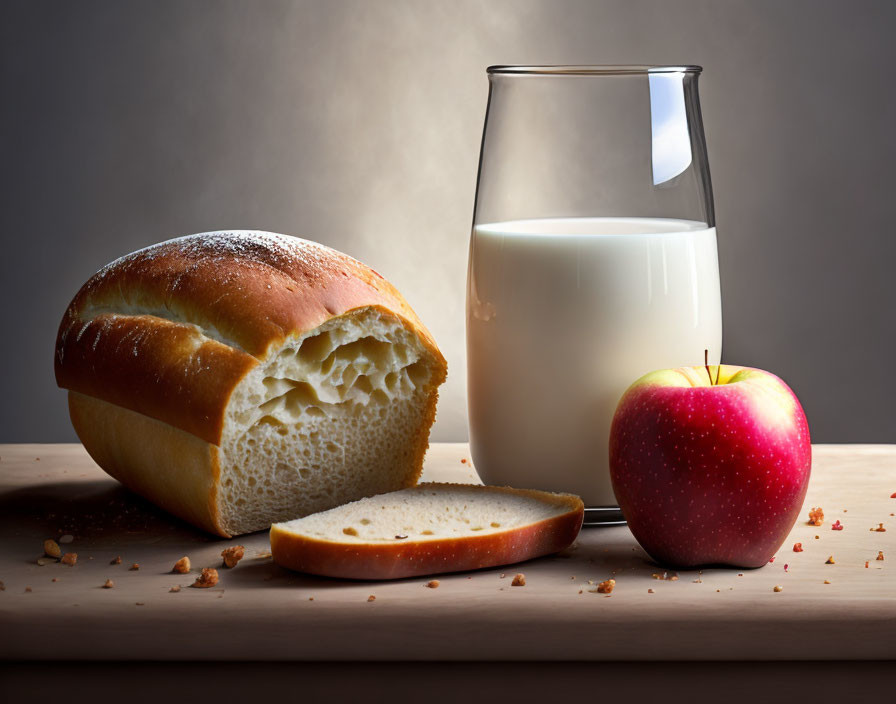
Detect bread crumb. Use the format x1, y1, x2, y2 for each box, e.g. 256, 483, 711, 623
500, 573, 506, 579
652, 571, 679, 581
367, 595, 376, 602
0, 581, 4, 591
221, 545, 245, 568
43, 539, 61, 558
308, 597, 314, 601
824, 580, 831, 584
135, 602, 144, 606
793, 543, 803, 552
578, 589, 583, 594
511, 573, 526, 587
877, 551, 885, 561
254, 551, 273, 559
172, 556, 191, 574
110, 556, 121, 565
51, 578, 58, 582
169, 585, 181, 593
831, 520, 843, 531
129, 563, 139, 571
648, 588, 655, 593
59, 534, 74, 544
808, 507, 824, 526
815, 535, 820, 539
871, 523, 886, 532
102, 579, 114, 589
596, 579, 615, 594
191, 568, 218, 588
60, 553, 77, 566
426, 580, 440, 589
25, 586, 32, 592
773, 585, 783, 592
825, 556, 835, 564
865, 561, 869, 568
460, 458, 468, 464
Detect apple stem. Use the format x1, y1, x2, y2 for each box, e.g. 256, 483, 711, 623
704, 349, 714, 386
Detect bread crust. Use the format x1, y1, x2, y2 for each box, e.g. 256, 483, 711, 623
55, 231, 445, 445
269, 486, 584, 580
68, 391, 226, 536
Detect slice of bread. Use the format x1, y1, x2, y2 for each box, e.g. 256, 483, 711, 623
270, 483, 584, 579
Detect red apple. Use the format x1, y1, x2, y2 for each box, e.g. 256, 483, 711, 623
609, 363, 811, 568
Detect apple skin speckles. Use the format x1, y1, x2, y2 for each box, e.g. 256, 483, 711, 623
609, 365, 811, 569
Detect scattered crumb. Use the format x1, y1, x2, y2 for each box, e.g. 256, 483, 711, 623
648, 588, 655, 594
169, 585, 181, 593
172, 556, 191, 574
865, 561, 869, 568
135, 602, 145, 606
570, 576, 576, 580
59, 535, 74, 544
110, 556, 121, 565
652, 572, 679, 581
511, 573, 526, 587
693, 579, 703, 583
367, 595, 376, 602
51, 578, 58, 583
254, 551, 273, 560
426, 580, 440, 589
60, 553, 77, 566
500, 573, 506, 579
460, 458, 467, 464
815, 535, 820, 539
831, 520, 844, 531
824, 580, 831, 584
191, 568, 219, 588
578, 589, 583, 594
737, 573, 744, 577
129, 563, 139, 571
596, 579, 615, 594
25, 586, 32, 593
308, 597, 314, 601
0, 581, 4, 591
843, 509, 848, 513
773, 585, 783, 592
871, 523, 886, 532
221, 545, 245, 568
793, 543, 803, 552
825, 556, 836, 564
43, 539, 61, 559
808, 507, 824, 526
102, 579, 114, 589
877, 551, 884, 561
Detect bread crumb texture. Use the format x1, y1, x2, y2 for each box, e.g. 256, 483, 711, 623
221, 545, 245, 568
191, 568, 219, 588
172, 556, 191, 574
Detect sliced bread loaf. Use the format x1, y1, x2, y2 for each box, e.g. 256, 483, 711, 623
270, 483, 584, 579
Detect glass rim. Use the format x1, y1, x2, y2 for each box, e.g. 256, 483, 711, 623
487, 64, 702, 76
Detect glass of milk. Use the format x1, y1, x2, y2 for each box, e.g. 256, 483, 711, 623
467, 66, 721, 525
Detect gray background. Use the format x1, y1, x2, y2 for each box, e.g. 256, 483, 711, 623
2, 0, 894, 443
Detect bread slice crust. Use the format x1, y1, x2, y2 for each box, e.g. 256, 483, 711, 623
270, 484, 584, 580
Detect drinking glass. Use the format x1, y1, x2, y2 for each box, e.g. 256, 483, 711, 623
466, 65, 721, 524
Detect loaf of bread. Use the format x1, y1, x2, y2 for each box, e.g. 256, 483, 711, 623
55, 231, 447, 537
270, 483, 584, 579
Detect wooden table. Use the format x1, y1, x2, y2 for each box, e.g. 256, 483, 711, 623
1, 442, 894, 666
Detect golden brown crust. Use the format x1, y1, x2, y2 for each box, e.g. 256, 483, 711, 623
269, 489, 584, 580
55, 231, 445, 445
69, 391, 227, 536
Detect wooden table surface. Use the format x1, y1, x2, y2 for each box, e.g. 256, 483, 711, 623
1, 443, 894, 661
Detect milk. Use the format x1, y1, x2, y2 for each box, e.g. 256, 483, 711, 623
467, 217, 722, 506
